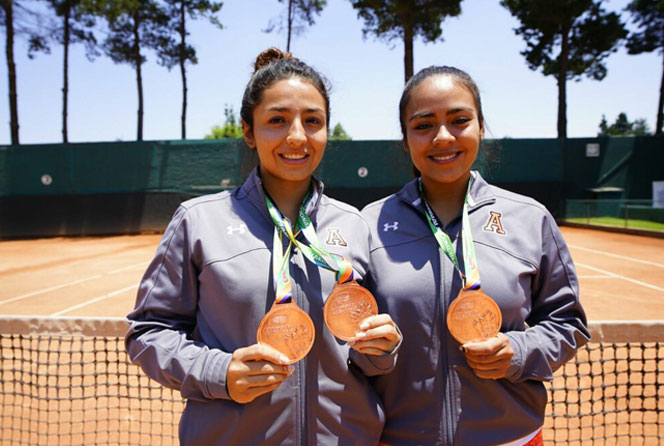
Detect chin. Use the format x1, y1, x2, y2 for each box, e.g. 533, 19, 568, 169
280, 171, 315, 183
422, 169, 467, 184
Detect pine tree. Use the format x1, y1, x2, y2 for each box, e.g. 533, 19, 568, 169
501, 0, 626, 138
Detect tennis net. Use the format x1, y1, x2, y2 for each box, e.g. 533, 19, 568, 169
1, 317, 662, 446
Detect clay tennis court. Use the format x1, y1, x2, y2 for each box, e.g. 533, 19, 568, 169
1, 226, 662, 321
0, 225, 662, 446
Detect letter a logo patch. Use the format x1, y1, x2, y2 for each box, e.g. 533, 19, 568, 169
483, 211, 506, 235
325, 228, 348, 247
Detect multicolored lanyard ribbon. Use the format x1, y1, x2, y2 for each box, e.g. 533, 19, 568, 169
418, 177, 481, 290
265, 188, 354, 304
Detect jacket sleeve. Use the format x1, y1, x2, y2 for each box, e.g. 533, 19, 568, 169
348, 324, 401, 376
125, 205, 233, 402
504, 213, 590, 383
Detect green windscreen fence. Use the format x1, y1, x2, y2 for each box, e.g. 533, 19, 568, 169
0, 138, 567, 196
562, 136, 664, 200
0, 139, 246, 197
1, 136, 662, 237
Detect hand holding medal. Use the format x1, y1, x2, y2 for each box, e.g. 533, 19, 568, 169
290, 202, 400, 354
325, 276, 401, 356
256, 195, 317, 364
419, 178, 502, 345
259, 191, 400, 361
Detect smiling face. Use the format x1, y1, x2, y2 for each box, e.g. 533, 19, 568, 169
403, 74, 484, 194
243, 77, 327, 192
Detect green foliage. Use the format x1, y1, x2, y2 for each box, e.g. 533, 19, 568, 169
264, 0, 326, 51
97, 0, 172, 68
205, 105, 243, 139
0, 0, 51, 58
330, 122, 351, 140
500, 0, 626, 81
501, 0, 626, 138
349, 0, 462, 80
349, 0, 461, 44
598, 113, 651, 136
40, 0, 98, 59
625, 0, 664, 134
158, 0, 223, 70
625, 0, 664, 55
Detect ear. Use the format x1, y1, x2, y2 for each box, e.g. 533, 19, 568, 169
479, 122, 485, 141
403, 140, 410, 152
241, 120, 255, 149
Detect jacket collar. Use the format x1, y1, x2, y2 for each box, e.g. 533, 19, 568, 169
235, 167, 325, 223
396, 170, 496, 216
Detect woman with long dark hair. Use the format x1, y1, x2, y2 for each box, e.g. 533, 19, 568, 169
126, 48, 401, 446
363, 66, 589, 446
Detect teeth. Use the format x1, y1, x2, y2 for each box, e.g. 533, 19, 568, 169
282, 153, 307, 160
431, 153, 457, 161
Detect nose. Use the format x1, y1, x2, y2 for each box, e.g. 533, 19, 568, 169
286, 119, 306, 148
433, 124, 454, 146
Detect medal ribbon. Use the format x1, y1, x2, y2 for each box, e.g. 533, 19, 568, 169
418, 177, 481, 290
265, 189, 354, 304
272, 227, 294, 303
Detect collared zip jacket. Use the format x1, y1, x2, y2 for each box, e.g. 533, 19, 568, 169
126, 169, 396, 446
362, 171, 589, 446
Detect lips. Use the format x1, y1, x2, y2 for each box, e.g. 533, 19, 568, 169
429, 152, 460, 163
279, 152, 310, 164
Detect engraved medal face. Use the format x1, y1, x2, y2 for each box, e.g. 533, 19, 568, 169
257, 303, 315, 364
446, 289, 502, 344
324, 281, 378, 341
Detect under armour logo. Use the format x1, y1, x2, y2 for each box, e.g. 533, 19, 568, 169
325, 228, 348, 246
227, 223, 247, 235
483, 211, 506, 235
383, 221, 399, 232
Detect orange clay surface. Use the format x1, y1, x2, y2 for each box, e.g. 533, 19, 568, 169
0, 226, 663, 320
1, 227, 662, 446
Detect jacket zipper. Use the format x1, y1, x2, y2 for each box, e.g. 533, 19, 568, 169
291, 245, 306, 446
441, 231, 457, 446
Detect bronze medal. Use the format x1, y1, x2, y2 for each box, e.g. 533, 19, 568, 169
324, 281, 379, 341
446, 288, 502, 344
257, 302, 315, 364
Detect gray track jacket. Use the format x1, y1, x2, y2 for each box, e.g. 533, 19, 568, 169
362, 172, 589, 446
126, 169, 396, 446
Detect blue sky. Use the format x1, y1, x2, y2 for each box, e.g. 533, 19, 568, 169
0, 0, 659, 144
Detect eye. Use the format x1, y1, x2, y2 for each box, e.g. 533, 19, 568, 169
268, 116, 285, 124
412, 122, 433, 130
305, 116, 323, 125
452, 116, 472, 126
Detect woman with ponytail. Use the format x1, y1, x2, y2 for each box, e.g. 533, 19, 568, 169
363, 66, 589, 446
126, 48, 401, 446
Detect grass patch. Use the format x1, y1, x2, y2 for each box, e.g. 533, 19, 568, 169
565, 217, 664, 232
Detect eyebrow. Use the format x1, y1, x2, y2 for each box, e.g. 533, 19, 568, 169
408, 107, 475, 122
265, 106, 324, 113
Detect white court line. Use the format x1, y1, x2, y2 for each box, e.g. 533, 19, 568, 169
568, 244, 664, 269
51, 283, 138, 316
108, 261, 148, 275
577, 275, 611, 279
0, 275, 103, 306
575, 262, 664, 293
0, 261, 147, 306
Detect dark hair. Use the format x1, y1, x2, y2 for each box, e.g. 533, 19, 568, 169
240, 47, 331, 131
398, 65, 484, 141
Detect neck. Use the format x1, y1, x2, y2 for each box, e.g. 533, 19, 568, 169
421, 172, 471, 227
261, 168, 312, 223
